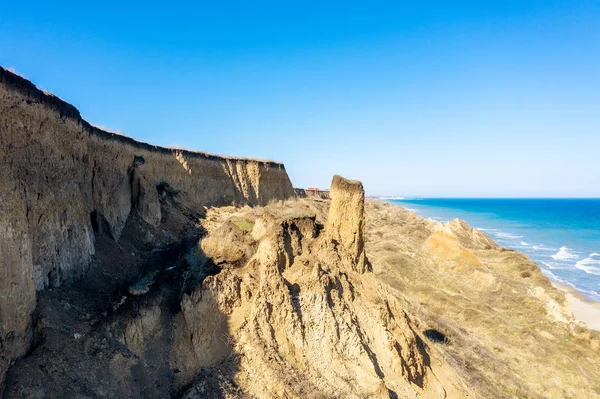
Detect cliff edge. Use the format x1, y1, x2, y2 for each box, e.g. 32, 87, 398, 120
0, 66, 295, 391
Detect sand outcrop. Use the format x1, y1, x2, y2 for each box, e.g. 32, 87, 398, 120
324, 175, 370, 274
424, 222, 482, 271
445, 219, 498, 250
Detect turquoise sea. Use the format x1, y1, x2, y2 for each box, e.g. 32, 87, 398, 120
388, 199, 600, 302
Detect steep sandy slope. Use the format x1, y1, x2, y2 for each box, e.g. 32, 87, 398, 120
366, 201, 600, 398
3, 170, 598, 398
175, 176, 468, 398
2, 175, 470, 398
0, 66, 295, 393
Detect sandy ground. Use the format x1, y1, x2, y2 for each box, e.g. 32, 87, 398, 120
552, 282, 600, 331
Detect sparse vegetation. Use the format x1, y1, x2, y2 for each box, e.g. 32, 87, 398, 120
235, 218, 255, 231
365, 199, 600, 399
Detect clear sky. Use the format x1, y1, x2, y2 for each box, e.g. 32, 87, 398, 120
1, 1, 599, 197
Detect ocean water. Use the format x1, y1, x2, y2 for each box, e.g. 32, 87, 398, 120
388, 199, 600, 302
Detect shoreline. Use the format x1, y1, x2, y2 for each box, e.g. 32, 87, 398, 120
383, 200, 600, 331
552, 281, 600, 331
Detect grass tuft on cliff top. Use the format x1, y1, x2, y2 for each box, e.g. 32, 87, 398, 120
235, 219, 255, 231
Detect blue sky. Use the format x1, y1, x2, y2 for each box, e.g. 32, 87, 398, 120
1, 1, 599, 197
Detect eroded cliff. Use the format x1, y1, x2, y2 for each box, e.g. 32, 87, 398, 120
0, 66, 295, 391
2, 173, 468, 398
2, 67, 600, 399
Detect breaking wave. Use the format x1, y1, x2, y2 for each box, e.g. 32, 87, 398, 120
494, 232, 524, 239
541, 261, 570, 270
532, 245, 556, 251
575, 256, 600, 276
551, 246, 579, 260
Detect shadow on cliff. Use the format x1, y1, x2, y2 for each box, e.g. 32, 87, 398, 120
2, 182, 242, 398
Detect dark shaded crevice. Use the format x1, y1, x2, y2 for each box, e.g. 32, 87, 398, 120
179, 365, 249, 399
424, 329, 448, 345
284, 280, 305, 341
90, 210, 99, 232
129, 155, 144, 209
350, 314, 385, 379
90, 161, 96, 199
415, 334, 431, 370
314, 222, 324, 238
393, 341, 425, 388
90, 210, 114, 240
179, 253, 221, 301
282, 228, 294, 272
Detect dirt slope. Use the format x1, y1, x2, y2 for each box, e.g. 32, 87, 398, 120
176, 176, 469, 398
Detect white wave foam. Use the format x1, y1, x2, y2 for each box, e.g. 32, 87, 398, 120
541, 261, 570, 270
575, 257, 600, 276
494, 232, 524, 239
590, 253, 600, 258
551, 246, 579, 260
521, 241, 529, 246
405, 208, 419, 214
477, 228, 498, 232
541, 269, 572, 285
540, 266, 600, 302
532, 245, 556, 251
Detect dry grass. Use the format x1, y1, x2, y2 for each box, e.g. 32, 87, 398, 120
364, 199, 600, 399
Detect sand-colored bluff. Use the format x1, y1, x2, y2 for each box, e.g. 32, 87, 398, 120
0, 66, 295, 393
324, 175, 370, 274
2, 67, 600, 398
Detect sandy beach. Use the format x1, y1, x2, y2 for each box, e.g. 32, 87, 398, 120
552, 282, 600, 331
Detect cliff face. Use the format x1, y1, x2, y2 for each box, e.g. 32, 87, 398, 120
0, 67, 295, 388
293, 188, 330, 200
173, 179, 458, 398
2, 175, 466, 398
307, 189, 330, 200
